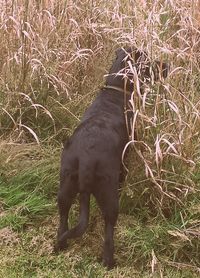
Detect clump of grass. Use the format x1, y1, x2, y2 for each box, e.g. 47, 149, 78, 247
0, 0, 112, 141
117, 210, 200, 270
0, 142, 60, 230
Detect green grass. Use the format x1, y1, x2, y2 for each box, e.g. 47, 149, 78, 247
0, 143, 199, 277
0, 144, 59, 230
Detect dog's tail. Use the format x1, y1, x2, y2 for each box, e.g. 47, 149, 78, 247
58, 192, 90, 242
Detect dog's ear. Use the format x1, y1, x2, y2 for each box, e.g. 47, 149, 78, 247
115, 48, 124, 57
134, 49, 148, 63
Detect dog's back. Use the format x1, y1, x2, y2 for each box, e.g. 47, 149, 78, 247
61, 87, 128, 190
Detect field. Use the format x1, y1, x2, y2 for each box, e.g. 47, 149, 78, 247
0, 1, 200, 277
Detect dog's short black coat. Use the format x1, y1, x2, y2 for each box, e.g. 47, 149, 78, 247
55, 47, 168, 269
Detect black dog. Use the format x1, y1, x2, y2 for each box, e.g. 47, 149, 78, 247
55, 47, 168, 269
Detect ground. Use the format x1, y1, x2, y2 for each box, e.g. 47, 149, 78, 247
0, 142, 199, 277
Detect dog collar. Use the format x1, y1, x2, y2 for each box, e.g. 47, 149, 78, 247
103, 85, 131, 95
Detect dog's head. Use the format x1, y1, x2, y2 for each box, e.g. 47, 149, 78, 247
105, 47, 168, 92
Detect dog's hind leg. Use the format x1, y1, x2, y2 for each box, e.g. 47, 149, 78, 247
55, 171, 78, 251
94, 179, 119, 269
57, 191, 90, 243
58, 167, 93, 240
56, 164, 92, 250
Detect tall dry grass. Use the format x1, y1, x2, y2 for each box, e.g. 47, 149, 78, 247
0, 0, 200, 212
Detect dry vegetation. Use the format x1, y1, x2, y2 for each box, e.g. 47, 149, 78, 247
0, 0, 200, 277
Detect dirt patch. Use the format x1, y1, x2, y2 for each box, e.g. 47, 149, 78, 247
0, 227, 20, 246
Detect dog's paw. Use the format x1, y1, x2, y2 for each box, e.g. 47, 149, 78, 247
99, 255, 116, 270
53, 241, 68, 254
103, 259, 116, 270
